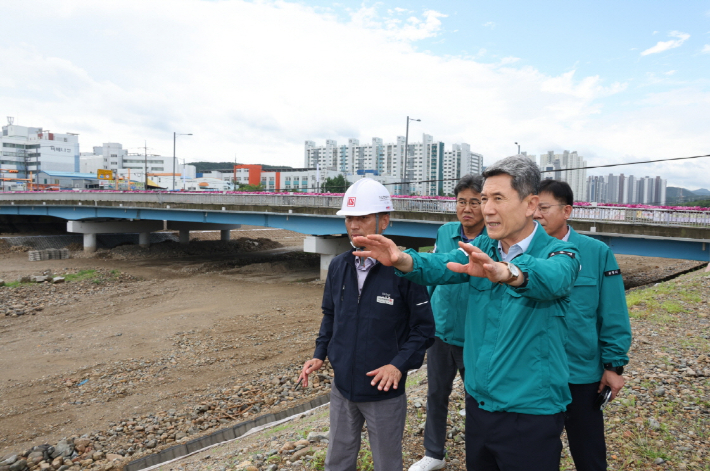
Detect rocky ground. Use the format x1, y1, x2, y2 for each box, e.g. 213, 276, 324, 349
124, 268, 710, 471
1, 231, 709, 471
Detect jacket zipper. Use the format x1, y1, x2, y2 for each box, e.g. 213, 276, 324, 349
350, 260, 378, 396
350, 262, 359, 395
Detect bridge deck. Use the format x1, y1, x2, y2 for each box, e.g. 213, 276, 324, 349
1, 192, 709, 261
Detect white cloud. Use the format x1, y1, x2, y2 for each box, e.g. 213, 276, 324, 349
483, 21, 496, 29
350, 5, 446, 41
664, 70, 676, 75
641, 31, 690, 56
702, 45, 710, 54
0, 0, 707, 189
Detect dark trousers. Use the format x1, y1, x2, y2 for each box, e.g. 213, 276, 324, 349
465, 394, 565, 471
565, 382, 607, 471
423, 337, 465, 460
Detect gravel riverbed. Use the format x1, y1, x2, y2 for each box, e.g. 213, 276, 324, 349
1, 237, 708, 471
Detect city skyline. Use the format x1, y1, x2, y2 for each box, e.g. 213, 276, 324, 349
1, 1, 708, 189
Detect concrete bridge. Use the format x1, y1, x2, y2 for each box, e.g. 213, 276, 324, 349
1, 191, 709, 277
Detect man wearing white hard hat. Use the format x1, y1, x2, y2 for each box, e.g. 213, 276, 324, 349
299, 178, 435, 471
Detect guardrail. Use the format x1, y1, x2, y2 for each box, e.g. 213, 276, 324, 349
2, 191, 710, 228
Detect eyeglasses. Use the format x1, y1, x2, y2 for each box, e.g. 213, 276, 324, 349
457, 200, 481, 208
536, 203, 567, 214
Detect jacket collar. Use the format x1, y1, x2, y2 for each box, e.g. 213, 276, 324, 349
567, 225, 581, 243
451, 223, 487, 242
521, 220, 558, 255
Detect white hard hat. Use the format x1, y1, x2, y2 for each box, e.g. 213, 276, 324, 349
336, 178, 393, 216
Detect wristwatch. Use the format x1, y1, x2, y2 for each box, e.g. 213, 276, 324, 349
604, 363, 624, 375
499, 262, 520, 284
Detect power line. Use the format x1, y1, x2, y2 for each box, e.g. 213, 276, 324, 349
215, 152, 710, 194
352, 152, 710, 188
544, 153, 710, 173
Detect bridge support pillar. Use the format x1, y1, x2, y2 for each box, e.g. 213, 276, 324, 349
303, 236, 352, 280
83, 233, 97, 253
139, 232, 150, 248
67, 220, 163, 252
166, 222, 240, 244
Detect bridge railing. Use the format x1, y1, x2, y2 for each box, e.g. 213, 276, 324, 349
2, 191, 710, 228
571, 206, 710, 228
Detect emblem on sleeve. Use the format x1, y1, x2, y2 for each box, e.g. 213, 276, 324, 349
604, 269, 621, 276
548, 250, 576, 259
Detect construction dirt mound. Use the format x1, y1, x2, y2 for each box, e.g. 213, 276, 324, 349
73, 237, 284, 260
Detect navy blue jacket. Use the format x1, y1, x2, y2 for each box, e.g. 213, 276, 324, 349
313, 249, 435, 402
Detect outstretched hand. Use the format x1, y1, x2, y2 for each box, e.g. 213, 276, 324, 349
352, 234, 412, 271
447, 241, 511, 283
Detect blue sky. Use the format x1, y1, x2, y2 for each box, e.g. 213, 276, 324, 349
1, 0, 709, 190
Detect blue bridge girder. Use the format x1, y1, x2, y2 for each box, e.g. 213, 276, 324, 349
1, 192, 710, 262
0, 204, 443, 239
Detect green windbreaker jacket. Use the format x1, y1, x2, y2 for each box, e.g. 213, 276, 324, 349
566, 226, 631, 384
428, 222, 485, 347
400, 225, 580, 415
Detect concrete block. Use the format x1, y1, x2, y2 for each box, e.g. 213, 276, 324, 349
233, 423, 247, 437
67, 220, 163, 234
185, 439, 203, 454
141, 455, 160, 467
303, 236, 351, 255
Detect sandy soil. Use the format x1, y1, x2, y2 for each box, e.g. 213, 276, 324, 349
0, 235, 323, 457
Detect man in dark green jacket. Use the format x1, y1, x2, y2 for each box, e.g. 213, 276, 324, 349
354, 155, 580, 471
410, 175, 485, 471
534, 180, 631, 471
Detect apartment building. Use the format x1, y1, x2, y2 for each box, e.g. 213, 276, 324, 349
305, 135, 482, 196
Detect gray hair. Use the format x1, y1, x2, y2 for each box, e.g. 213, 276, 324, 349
482, 155, 540, 199
453, 174, 484, 196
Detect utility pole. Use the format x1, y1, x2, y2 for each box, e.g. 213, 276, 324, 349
144, 140, 148, 190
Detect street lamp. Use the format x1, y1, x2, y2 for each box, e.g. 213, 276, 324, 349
404, 116, 421, 194
515, 142, 521, 154
173, 132, 192, 190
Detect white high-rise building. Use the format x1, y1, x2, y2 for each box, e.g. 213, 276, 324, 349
82, 143, 181, 176
305, 135, 482, 196
442, 144, 483, 195
538, 150, 587, 202
1, 118, 80, 181
585, 173, 666, 205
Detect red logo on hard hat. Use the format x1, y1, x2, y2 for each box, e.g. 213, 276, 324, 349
347, 197, 356, 207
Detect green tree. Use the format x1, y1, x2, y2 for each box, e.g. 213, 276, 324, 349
236, 183, 265, 192
675, 199, 710, 208
322, 174, 349, 193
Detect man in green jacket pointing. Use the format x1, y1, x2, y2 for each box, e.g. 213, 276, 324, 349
534, 180, 632, 471
409, 174, 485, 471
353, 155, 580, 470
